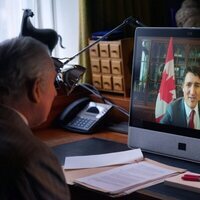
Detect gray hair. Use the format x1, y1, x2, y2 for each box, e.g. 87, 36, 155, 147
0, 36, 52, 103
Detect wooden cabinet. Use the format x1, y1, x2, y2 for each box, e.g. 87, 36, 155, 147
89, 38, 133, 97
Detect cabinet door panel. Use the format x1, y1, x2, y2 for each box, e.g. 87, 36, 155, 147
89, 42, 99, 57
92, 74, 102, 89
99, 43, 110, 57
91, 58, 101, 73
102, 75, 112, 90
113, 76, 124, 91
110, 43, 121, 58
101, 59, 111, 74
111, 60, 122, 75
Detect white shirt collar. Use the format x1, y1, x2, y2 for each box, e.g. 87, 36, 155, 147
0, 104, 29, 126
184, 101, 198, 118
14, 109, 29, 126
4, 105, 29, 126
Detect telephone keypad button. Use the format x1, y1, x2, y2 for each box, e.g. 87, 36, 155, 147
67, 117, 96, 130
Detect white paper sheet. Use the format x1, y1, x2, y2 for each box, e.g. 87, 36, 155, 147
75, 161, 177, 194
64, 149, 143, 169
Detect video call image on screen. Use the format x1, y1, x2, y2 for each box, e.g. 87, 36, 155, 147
130, 35, 200, 131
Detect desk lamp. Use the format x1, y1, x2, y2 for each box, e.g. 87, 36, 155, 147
20, 9, 144, 95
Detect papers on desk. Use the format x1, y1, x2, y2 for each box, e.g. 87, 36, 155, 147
63, 149, 185, 197
64, 149, 143, 169
75, 161, 178, 195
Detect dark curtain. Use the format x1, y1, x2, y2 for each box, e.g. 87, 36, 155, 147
88, 0, 151, 31
79, 0, 183, 82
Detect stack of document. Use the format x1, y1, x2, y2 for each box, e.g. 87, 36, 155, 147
63, 149, 184, 197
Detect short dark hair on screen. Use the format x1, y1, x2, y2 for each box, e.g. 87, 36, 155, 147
184, 65, 200, 79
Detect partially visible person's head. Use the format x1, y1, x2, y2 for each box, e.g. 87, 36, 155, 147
0, 36, 57, 127
182, 65, 200, 109
176, 0, 200, 27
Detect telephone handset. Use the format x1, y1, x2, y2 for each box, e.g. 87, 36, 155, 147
58, 97, 112, 133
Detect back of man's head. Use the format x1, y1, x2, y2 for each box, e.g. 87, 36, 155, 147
0, 36, 51, 104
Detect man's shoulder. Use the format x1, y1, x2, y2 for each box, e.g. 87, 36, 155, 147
0, 105, 55, 163
165, 98, 185, 115
168, 97, 184, 108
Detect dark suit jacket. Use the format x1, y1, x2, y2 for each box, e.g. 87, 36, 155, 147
160, 97, 200, 128
0, 105, 70, 200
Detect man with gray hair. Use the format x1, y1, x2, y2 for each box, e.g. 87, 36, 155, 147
0, 36, 70, 199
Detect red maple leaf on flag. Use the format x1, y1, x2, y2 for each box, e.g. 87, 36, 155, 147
159, 71, 176, 104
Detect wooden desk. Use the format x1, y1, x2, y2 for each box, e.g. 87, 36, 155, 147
33, 92, 200, 199
34, 128, 200, 200
34, 128, 128, 147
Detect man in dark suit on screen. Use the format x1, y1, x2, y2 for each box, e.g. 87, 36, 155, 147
161, 65, 200, 130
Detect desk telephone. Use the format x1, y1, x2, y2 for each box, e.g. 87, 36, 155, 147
59, 97, 112, 133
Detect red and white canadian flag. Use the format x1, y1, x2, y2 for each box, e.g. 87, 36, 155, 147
155, 37, 176, 122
